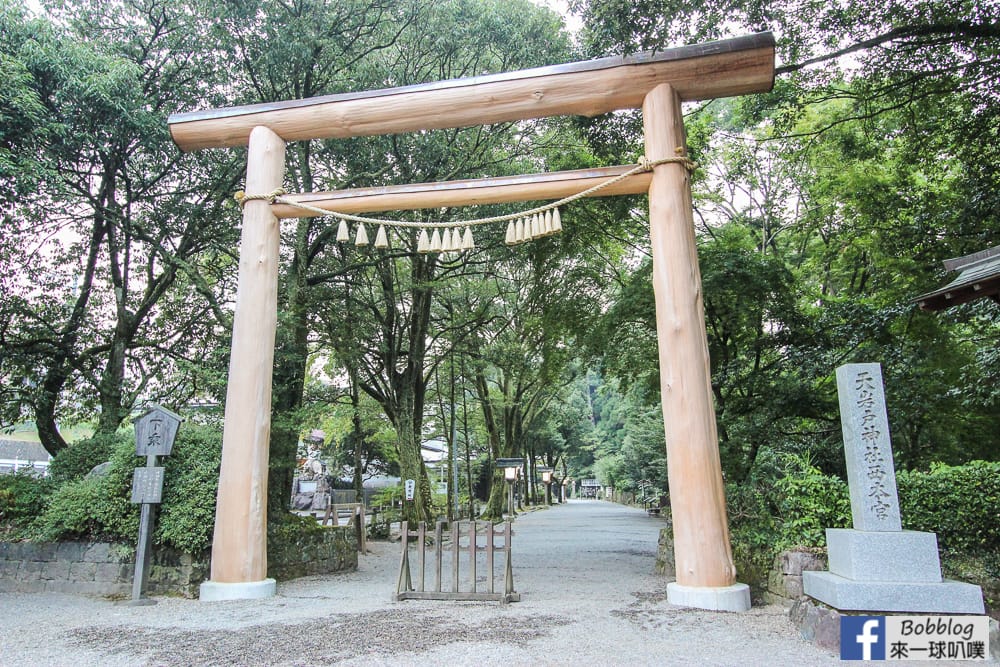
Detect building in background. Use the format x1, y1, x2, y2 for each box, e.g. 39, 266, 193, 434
0, 439, 52, 476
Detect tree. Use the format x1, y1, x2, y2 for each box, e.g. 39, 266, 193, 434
212, 0, 574, 520
0, 0, 241, 454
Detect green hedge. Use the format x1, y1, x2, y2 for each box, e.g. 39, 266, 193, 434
30, 424, 222, 554
898, 461, 1000, 554
0, 470, 54, 537
46, 433, 120, 484
729, 458, 1000, 562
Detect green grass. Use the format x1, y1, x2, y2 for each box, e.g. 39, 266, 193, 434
1, 423, 95, 443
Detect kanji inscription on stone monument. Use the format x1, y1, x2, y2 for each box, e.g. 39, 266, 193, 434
835, 363, 902, 532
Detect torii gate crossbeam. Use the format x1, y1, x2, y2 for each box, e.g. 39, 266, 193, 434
170, 32, 775, 610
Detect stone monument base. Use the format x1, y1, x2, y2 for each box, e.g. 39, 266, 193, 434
826, 528, 941, 582
803, 571, 984, 614
804, 528, 985, 614
199, 578, 276, 602
667, 582, 751, 612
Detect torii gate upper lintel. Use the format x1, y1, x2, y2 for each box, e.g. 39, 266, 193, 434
176, 32, 776, 609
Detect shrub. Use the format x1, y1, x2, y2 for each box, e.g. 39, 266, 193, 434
727, 481, 780, 594
155, 424, 221, 554
33, 435, 138, 543
898, 460, 1000, 555
33, 476, 116, 540
268, 511, 325, 544
772, 456, 851, 550
728, 457, 1000, 564
32, 423, 222, 554
0, 470, 53, 536
47, 432, 125, 484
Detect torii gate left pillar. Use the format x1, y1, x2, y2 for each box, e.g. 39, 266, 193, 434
168, 32, 774, 608
199, 127, 285, 601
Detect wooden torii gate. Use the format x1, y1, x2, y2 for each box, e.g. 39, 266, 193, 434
168, 32, 775, 609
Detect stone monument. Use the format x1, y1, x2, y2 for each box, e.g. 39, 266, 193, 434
803, 363, 984, 613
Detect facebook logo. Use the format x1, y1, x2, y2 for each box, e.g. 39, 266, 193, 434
841, 616, 886, 660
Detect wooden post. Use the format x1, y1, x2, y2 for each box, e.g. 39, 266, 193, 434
468, 521, 477, 592
451, 521, 460, 593
486, 523, 495, 594
642, 84, 749, 610
200, 126, 285, 601
434, 521, 444, 592
417, 522, 426, 592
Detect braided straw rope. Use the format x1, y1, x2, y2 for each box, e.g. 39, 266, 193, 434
234, 156, 696, 229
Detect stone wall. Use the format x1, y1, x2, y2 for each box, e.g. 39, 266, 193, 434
654, 527, 675, 577
0, 525, 358, 598
268, 525, 358, 581
765, 550, 827, 605
0, 541, 206, 598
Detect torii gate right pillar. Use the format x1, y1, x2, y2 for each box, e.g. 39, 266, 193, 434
643, 83, 750, 611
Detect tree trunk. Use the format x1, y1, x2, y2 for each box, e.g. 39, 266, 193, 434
96, 325, 129, 437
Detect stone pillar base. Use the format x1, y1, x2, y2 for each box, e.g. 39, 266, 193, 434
667, 582, 751, 612
199, 578, 276, 602
803, 571, 984, 614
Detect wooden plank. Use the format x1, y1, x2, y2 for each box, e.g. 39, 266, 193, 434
417, 522, 426, 592
396, 591, 507, 602
357, 504, 366, 552
486, 522, 495, 594
397, 520, 412, 594
468, 521, 477, 593
451, 521, 460, 593
434, 521, 443, 593
168, 33, 774, 151
503, 522, 515, 597
271, 166, 651, 218
209, 126, 285, 584
643, 84, 736, 588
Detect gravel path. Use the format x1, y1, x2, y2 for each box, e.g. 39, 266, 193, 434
2, 500, 849, 666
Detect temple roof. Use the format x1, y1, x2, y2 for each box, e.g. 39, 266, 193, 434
915, 245, 1000, 311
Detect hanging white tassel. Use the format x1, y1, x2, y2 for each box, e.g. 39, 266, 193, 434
531, 213, 541, 239
515, 218, 525, 243
446, 228, 459, 252
552, 207, 562, 234
543, 210, 554, 236
505, 221, 516, 245
374, 224, 389, 249
430, 229, 442, 252
462, 227, 474, 250
336, 219, 350, 243
417, 229, 430, 253
355, 222, 369, 246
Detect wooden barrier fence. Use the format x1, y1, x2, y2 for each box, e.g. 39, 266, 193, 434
396, 520, 519, 604
313, 502, 367, 553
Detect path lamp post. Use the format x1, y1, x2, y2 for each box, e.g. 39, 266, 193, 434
496, 458, 524, 518
538, 467, 553, 505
